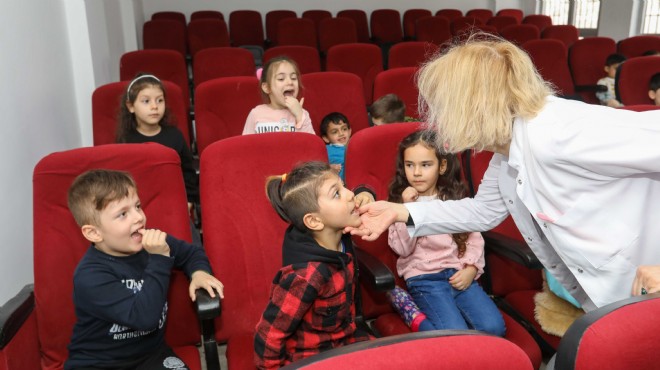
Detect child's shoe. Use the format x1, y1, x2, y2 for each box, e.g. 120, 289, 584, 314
386, 286, 428, 332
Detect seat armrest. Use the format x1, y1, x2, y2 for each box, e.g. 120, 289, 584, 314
194, 288, 221, 320
482, 231, 543, 269
194, 288, 221, 370
354, 247, 395, 292
574, 84, 607, 93
0, 284, 34, 349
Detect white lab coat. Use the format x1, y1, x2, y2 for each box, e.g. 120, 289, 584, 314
406, 96, 660, 310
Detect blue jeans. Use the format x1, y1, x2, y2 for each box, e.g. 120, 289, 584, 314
406, 269, 506, 337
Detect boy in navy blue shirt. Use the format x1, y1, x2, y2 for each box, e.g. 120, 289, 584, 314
64, 169, 224, 370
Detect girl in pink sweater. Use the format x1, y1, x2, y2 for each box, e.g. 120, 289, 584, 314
387, 130, 505, 336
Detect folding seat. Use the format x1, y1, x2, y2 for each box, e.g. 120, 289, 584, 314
280, 331, 534, 369
199, 133, 328, 369
500, 24, 541, 45
302, 9, 332, 34
193, 76, 261, 154
92, 80, 190, 146
414, 16, 452, 47
618, 104, 660, 112
228, 10, 264, 47
152, 11, 186, 26
370, 9, 403, 46
265, 10, 297, 47
554, 294, 660, 370
487, 15, 519, 33
119, 49, 191, 114
0, 143, 220, 370
435, 9, 463, 22
522, 14, 553, 32
190, 10, 224, 21
542, 25, 579, 48
192, 47, 255, 87
372, 67, 419, 118
277, 18, 317, 49
402, 9, 433, 40
466, 8, 494, 24
615, 55, 660, 105
497, 8, 524, 23
568, 37, 616, 104
343, 124, 543, 369
325, 43, 383, 104
523, 39, 576, 98
143, 19, 187, 57
318, 17, 357, 55
337, 10, 370, 43
187, 19, 230, 58
617, 35, 660, 58
450, 16, 485, 36
262, 45, 321, 75
387, 41, 438, 69
301, 71, 370, 134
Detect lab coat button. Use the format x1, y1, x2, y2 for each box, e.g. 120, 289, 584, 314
551, 265, 557, 269
508, 199, 513, 204
517, 179, 522, 184
572, 286, 578, 290
543, 223, 547, 228
527, 237, 532, 242
577, 268, 583, 273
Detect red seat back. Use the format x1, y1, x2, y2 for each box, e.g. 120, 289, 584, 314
194, 76, 261, 153
187, 19, 230, 57
143, 19, 187, 57
265, 10, 297, 46
318, 17, 358, 54
403, 9, 433, 39
466, 8, 494, 24
617, 35, 660, 58
326, 43, 383, 104
200, 133, 328, 344
497, 9, 524, 23
500, 24, 540, 45
228, 10, 264, 47
301, 72, 369, 135
32, 144, 196, 369
337, 10, 370, 43
277, 18, 317, 48
522, 14, 553, 32
190, 10, 224, 21
415, 16, 452, 46
302, 9, 332, 34
152, 11, 186, 26
192, 47, 255, 87
615, 55, 660, 105
119, 49, 190, 112
568, 37, 616, 104
263, 45, 321, 75
523, 39, 575, 96
388, 41, 438, 69
373, 67, 420, 118
542, 25, 579, 48
435, 9, 463, 22
451, 16, 485, 36
92, 80, 190, 146
487, 15, 519, 32
371, 9, 403, 45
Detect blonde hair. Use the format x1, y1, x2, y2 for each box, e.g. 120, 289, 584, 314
417, 34, 554, 153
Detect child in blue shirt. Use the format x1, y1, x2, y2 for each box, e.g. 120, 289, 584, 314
319, 112, 352, 180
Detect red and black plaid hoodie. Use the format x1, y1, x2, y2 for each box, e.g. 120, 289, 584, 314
254, 225, 371, 370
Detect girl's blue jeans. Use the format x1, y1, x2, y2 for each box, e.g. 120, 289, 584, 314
406, 269, 506, 337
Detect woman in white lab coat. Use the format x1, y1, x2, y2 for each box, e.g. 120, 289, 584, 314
348, 35, 660, 311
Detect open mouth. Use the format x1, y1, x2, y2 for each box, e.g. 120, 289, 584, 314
131, 228, 144, 241
283, 89, 295, 97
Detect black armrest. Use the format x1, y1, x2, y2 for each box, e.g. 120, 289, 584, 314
574, 84, 607, 93
194, 288, 221, 370
0, 284, 34, 349
354, 247, 395, 292
482, 231, 543, 269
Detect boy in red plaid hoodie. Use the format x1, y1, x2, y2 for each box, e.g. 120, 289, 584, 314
254, 161, 373, 369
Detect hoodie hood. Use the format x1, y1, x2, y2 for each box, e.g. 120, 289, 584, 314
282, 225, 354, 267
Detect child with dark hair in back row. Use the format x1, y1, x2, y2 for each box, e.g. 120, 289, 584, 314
64, 169, 224, 370
648, 72, 660, 106
596, 53, 627, 107
320, 112, 352, 180
254, 162, 372, 370
369, 93, 407, 125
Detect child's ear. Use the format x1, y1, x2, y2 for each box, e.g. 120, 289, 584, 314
649, 89, 657, 101
261, 82, 271, 95
125, 100, 135, 114
321, 135, 330, 144
303, 213, 324, 231
438, 158, 448, 175
81, 224, 103, 243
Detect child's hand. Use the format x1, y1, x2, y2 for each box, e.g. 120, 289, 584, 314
284, 96, 305, 129
402, 187, 419, 203
139, 229, 170, 256
330, 163, 342, 173
354, 191, 375, 208
449, 266, 477, 290
189, 270, 225, 301
606, 98, 622, 108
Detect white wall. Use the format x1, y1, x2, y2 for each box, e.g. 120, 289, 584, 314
598, 0, 638, 41
0, 0, 86, 304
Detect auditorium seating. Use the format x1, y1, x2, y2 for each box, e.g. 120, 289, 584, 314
277, 18, 317, 48
617, 35, 660, 58
192, 47, 256, 87
228, 10, 264, 47
187, 19, 230, 57
337, 9, 370, 43
568, 37, 616, 104
318, 17, 358, 55
326, 43, 383, 104
388, 41, 438, 69
615, 55, 660, 105
523, 14, 553, 32
415, 16, 452, 47
435, 9, 463, 22
370, 9, 404, 46
265, 10, 297, 47
263, 45, 322, 75
402, 9, 433, 40
372, 67, 420, 118
143, 19, 187, 57
542, 25, 579, 48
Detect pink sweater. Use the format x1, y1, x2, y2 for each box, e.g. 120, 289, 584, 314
242, 104, 315, 135
388, 195, 485, 281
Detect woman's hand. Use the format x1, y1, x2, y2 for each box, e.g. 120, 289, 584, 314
632, 265, 660, 296
344, 201, 409, 241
